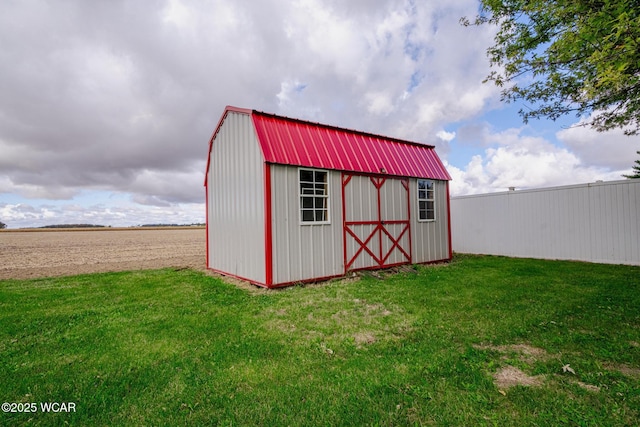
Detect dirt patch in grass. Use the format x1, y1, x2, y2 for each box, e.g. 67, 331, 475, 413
576, 381, 600, 392
604, 363, 640, 379
354, 331, 377, 345
349, 300, 393, 317
477, 343, 550, 390
479, 343, 610, 393
494, 365, 544, 389
474, 343, 549, 364
359, 264, 420, 279
265, 294, 415, 347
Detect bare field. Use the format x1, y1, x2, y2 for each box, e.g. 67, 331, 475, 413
0, 227, 206, 280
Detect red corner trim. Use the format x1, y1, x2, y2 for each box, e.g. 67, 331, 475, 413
264, 163, 273, 287
446, 180, 453, 260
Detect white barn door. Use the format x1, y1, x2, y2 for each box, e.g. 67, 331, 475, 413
342, 173, 412, 271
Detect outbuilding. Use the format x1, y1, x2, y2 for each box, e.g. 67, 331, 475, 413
205, 106, 452, 288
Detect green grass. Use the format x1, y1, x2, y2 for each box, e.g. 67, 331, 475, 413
1, 255, 639, 426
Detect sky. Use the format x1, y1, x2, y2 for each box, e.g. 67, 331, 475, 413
1, 0, 638, 229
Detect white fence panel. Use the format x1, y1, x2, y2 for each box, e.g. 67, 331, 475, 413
451, 180, 640, 265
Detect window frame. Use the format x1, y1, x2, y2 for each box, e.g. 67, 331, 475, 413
299, 168, 330, 225
417, 179, 436, 222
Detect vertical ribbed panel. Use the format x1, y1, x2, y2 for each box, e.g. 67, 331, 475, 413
343, 175, 380, 270
411, 179, 450, 263
270, 165, 343, 284
450, 180, 640, 265
379, 178, 411, 266
207, 111, 266, 283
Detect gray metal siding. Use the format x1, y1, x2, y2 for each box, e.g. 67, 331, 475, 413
207, 111, 266, 283
451, 180, 640, 265
411, 179, 451, 263
270, 165, 343, 284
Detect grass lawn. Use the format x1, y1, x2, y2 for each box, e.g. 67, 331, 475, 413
1, 254, 639, 426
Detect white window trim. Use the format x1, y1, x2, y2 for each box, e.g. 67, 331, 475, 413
299, 168, 330, 225
417, 179, 436, 222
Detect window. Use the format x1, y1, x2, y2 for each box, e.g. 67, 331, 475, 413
300, 169, 329, 223
417, 179, 435, 221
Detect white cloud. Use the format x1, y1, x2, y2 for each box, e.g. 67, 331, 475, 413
0, 199, 204, 229
365, 91, 395, 116
556, 117, 640, 170
272, 0, 500, 140
162, 0, 195, 28
449, 127, 626, 196
0, 0, 502, 226
289, 0, 370, 78
436, 130, 456, 142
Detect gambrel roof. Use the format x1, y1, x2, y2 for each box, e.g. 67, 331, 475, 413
206, 106, 451, 183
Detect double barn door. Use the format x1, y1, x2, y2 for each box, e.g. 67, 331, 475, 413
342, 173, 412, 271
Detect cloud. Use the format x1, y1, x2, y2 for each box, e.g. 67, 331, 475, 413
1, 0, 530, 228
0, 200, 203, 229
1, 0, 634, 230
436, 130, 456, 143
448, 127, 627, 196
0, 0, 499, 210
556, 117, 640, 170
127, 167, 205, 205
266, 0, 499, 140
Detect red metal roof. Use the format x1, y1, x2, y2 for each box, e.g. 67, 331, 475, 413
252, 110, 450, 180
205, 106, 451, 183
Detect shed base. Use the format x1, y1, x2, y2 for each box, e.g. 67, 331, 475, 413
206, 256, 451, 289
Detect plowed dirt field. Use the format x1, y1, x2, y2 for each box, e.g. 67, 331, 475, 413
0, 227, 206, 280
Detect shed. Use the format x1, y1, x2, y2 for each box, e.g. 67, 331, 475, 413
205, 106, 452, 288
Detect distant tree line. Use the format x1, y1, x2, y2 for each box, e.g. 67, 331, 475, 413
39, 224, 108, 229
0, 222, 206, 230
140, 223, 205, 227
37, 223, 205, 228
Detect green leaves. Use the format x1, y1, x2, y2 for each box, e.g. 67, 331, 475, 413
468, 0, 640, 134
